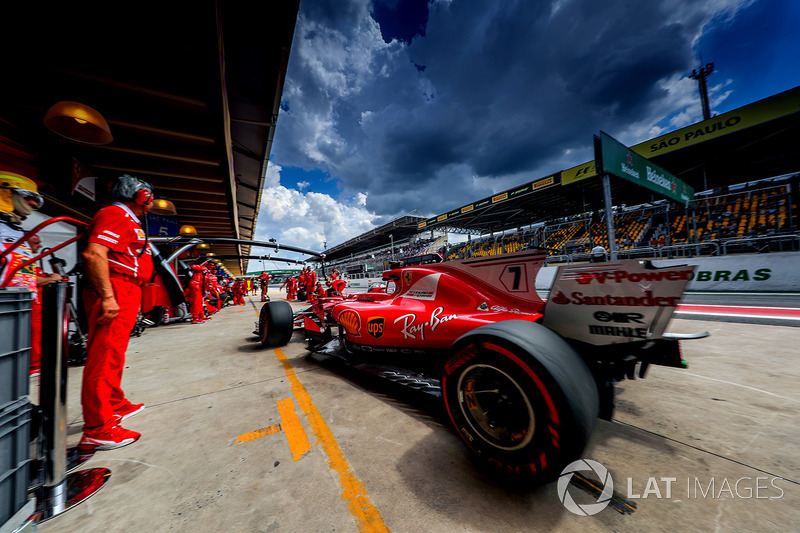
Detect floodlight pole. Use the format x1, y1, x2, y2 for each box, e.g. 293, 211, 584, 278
689, 63, 714, 120
601, 173, 618, 260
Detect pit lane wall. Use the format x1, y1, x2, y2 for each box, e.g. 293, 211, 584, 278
534, 252, 800, 292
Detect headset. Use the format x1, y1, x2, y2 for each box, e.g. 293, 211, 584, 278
134, 187, 154, 206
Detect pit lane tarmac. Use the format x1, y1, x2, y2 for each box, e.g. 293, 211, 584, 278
33, 289, 800, 532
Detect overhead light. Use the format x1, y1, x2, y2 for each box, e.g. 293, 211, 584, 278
197, 243, 210, 250
149, 198, 177, 216
43, 101, 113, 145
180, 225, 197, 236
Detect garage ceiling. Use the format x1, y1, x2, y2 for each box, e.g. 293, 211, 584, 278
0, 1, 300, 275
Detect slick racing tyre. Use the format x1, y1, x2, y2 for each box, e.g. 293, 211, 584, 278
258, 301, 294, 347
442, 320, 598, 480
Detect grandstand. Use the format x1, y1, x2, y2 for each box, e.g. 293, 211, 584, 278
318, 87, 800, 277
320, 173, 797, 277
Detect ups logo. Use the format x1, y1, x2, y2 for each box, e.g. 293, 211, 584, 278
366, 317, 385, 338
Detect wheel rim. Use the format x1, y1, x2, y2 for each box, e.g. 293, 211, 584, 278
456, 364, 535, 451
260, 312, 270, 342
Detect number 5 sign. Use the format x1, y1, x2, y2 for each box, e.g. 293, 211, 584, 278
500, 264, 528, 292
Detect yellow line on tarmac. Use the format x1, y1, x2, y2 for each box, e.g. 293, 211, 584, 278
277, 397, 311, 461
274, 348, 390, 533
235, 424, 282, 443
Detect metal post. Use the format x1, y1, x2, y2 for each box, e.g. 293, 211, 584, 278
601, 173, 617, 260
665, 204, 671, 248
35, 282, 110, 523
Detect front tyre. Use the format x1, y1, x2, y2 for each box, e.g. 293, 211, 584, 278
258, 301, 294, 347
442, 320, 598, 479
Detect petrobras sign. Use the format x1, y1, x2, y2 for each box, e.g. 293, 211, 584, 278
543, 260, 695, 345
596, 131, 695, 207
652, 252, 800, 292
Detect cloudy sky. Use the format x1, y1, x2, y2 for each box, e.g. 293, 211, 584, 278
252, 0, 800, 263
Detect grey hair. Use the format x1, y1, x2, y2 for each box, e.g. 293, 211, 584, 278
111, 174, 153, 201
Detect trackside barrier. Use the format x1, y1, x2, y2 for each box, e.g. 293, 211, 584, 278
544, 254, 573, 265
721, 234, 800, 255
648, 242, 721, 259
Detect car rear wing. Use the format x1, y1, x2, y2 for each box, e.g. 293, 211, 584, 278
423, 250, 549, 311
543, 260, 697, 345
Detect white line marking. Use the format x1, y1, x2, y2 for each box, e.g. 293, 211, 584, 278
663, 369, 800, 404
676, 311, 800, 321
101, 458, 178, 480
679, 305, 800, 311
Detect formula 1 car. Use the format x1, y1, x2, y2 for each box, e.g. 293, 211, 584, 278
255, 250, 706, 479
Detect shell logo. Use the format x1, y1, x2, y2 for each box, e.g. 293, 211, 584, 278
339, 310, 361, 336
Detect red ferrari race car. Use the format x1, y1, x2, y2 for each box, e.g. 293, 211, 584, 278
254, 249, 706, 480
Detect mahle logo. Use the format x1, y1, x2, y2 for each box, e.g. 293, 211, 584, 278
558, 459, 613, 516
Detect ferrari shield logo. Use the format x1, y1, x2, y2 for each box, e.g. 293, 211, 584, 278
366, 317, 385, 338
403, 272, 413, 286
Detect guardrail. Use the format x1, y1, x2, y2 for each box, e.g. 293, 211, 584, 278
721, 233, 800, 255
648, 242, 721, 259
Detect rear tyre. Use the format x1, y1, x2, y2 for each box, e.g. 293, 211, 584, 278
258, 301, 294, 347
442, 320, 598, 480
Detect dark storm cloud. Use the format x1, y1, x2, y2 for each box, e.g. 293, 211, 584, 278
372, 0, 430, 43
271, 0, 741, 220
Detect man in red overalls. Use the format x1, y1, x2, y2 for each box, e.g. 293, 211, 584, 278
188, 264, 206, 323
314, 281, 326, 300
297, 268, 307, 297
330, 277, 347, 296
304, 267, 317, 298
80, 174, 154, 450
281, 275, 297, 301
233, 278, 245, 305
258, 271, 270, 301
204, 264, 221, 314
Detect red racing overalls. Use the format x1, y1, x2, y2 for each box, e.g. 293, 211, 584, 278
81, 203, 153, 430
